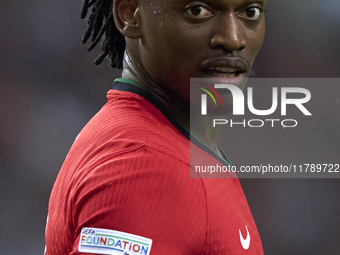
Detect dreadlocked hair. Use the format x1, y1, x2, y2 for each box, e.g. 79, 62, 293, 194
81, 0, 125, 69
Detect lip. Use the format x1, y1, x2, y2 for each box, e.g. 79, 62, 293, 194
199, 57, 249, 87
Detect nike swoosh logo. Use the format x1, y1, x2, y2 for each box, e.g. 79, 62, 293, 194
239, 225, 250, 250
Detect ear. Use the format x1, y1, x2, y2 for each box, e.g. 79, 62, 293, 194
113, 0, 142, 39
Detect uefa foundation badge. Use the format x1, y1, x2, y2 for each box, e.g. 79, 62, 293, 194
78, 227, 152, 255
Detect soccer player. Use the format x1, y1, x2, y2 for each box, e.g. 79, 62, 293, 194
45, 0, 266, 254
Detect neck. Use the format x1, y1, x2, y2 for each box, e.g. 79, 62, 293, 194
121, 51, 223, 156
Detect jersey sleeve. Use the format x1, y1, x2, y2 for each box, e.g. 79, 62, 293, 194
47, 145, 207, 255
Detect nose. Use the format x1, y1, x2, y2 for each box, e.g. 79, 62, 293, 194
210, 14, 246, 52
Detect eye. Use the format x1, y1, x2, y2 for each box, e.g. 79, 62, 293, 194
186, 6, 213, 18
240, 7, 262, 20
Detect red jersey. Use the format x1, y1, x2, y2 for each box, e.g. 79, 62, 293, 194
45, 78, 263, 255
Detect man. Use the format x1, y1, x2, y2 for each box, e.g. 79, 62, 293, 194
45, 0, 266, 254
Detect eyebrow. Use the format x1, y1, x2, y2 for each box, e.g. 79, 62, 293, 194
213, 0, 266, 5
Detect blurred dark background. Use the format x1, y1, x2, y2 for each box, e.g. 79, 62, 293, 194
0, 0, 339, 254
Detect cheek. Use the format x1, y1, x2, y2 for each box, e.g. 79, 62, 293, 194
248, 24, 265, 57
158, 27, 195, 60
143, 22, 201, 78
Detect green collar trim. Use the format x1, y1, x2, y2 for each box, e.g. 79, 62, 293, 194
115, 78, 146, 91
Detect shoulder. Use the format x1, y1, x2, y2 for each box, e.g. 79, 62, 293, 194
68, 146, 206, 255
46, 89, 208, 254
47, 145, 207, 255
66, 89, 189, 172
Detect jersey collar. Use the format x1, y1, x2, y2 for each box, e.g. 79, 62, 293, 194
113, 78, 232, 166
